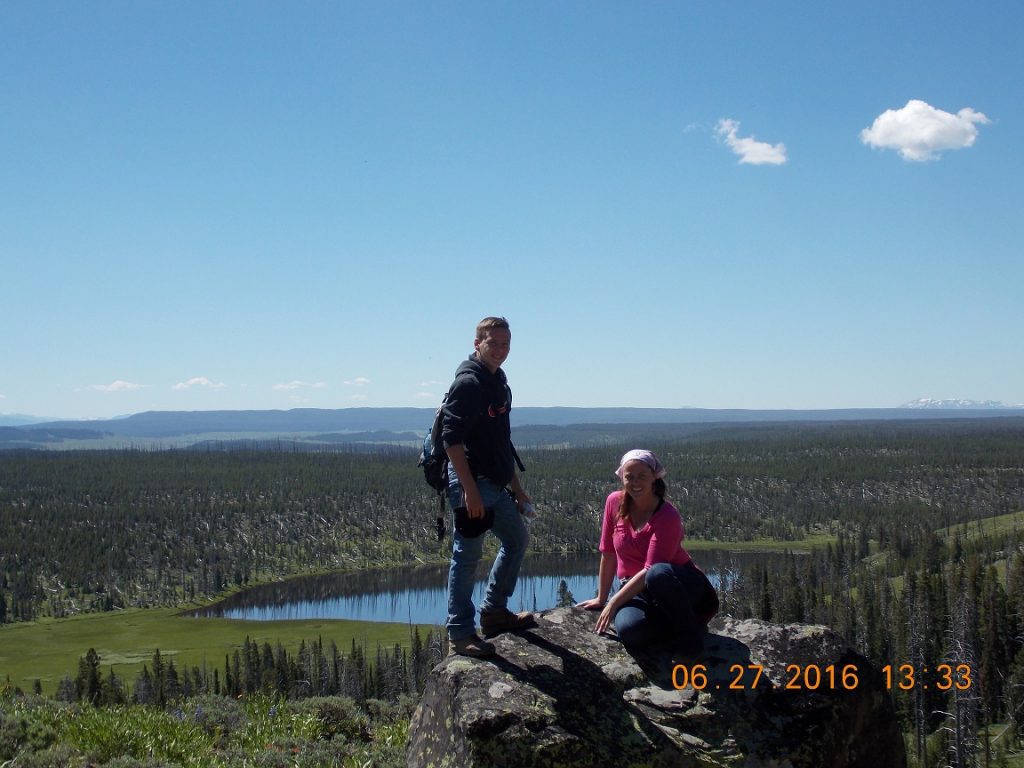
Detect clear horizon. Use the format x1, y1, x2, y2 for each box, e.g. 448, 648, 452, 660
3, 3, 1021, 420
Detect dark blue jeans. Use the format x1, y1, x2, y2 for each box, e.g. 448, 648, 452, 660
614, 561, 714, 656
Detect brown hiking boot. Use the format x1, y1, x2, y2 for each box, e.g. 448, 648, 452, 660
480, 608, 536, 638
450, 634, 496, 658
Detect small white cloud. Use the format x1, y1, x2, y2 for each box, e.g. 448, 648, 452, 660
716, 118, 787, 165
273, 380, 328, 391
349, 393, 369, 401
344, 377, 371, 387
415, 391, 436, 400
860, 99, 990, 161
92, 380, 147, 393
172, 377, 225, 391
419, 380, 445, 387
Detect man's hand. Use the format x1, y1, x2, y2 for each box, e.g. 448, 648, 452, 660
463, 483, 485, 518
446, 443, 485, 516
509, 475, 532, 510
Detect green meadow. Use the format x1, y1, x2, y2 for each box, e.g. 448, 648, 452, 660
0, 607, 433, 696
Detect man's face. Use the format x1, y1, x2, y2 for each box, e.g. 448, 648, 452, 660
474, 327, 511, 372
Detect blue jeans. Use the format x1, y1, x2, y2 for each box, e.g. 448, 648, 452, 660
446, 473, 529, 641
614, 562, 713, 655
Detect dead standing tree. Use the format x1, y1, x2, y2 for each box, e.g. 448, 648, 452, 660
938, 592, 982, 768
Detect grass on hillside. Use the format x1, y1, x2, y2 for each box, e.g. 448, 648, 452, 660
876, 509, 1024, 594
0, 607, 434, 697
936, 510, 1024, 544
685, 531, 835, 553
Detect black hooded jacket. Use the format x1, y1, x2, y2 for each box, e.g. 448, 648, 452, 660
440, 354, 515, 487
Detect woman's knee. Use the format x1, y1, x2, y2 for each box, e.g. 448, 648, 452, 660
614, 607, 654, 648
645, 563, 675, 590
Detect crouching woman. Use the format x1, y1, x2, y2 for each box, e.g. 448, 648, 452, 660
578, 449, 718, 657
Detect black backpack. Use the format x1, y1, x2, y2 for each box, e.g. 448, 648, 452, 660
418, 401, 449, 493
417, 370, 479, 536
417, 396, 452, 541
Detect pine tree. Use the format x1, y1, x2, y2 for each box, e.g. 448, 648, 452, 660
75, 648, 102, 706
165, 660, 182, 702
132, 666, 155, 705
151, 649, 166, 707
100, 666, 126, 706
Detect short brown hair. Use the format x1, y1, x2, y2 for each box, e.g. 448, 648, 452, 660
476, 316, 510, 340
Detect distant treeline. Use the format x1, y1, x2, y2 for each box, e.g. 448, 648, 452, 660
49, 628, 442, 709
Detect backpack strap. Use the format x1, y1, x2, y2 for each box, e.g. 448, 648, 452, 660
511, 442, 526, 475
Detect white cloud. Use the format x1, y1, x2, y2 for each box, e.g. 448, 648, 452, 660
419, 380, 445, 387
716, 118, 787, 165
415, 391, 436, 399
349, 393, 369, 401
860, 99, 990, 162
172, 377, 226, 391
344, 377, 371, 387
92, 380, 147, 393
273, 380, 328, 391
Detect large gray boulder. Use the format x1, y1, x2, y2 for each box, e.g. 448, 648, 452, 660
407, 607, 905, 768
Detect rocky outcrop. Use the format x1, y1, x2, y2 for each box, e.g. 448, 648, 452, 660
406, 607, 905, 768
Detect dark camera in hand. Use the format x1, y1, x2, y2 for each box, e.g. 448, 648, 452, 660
454, 506, 495, 538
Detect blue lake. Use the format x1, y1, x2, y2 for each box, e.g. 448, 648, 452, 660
190, 550, 788, 626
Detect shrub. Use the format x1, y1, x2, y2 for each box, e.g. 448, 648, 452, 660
187, 694, 247, 745
290, 696, 369, 742
99, 757, 180, 768
6, 742, 82, 768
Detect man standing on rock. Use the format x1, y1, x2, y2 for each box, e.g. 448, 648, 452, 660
442, 316, 535, 657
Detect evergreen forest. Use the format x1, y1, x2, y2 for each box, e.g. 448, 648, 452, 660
2, 416, 1024, 767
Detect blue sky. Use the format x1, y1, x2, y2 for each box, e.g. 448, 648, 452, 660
2, 1, 1021, 419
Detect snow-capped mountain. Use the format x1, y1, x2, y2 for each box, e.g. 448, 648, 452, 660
901, 398, 1020, 410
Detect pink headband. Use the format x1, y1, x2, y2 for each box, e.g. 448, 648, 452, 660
615, 449, 666, 480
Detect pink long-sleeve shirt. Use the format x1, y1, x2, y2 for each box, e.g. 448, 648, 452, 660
599, 490, 692, 580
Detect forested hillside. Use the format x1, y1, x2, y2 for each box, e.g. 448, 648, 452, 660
2, 417, 1024, 766
1, 419, 1022, 622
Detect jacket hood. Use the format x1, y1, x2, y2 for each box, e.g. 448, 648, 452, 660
456, 354, 505, 385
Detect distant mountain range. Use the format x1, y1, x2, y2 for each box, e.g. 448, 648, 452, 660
2, 405, 1024, 450
0, 413, 64, 427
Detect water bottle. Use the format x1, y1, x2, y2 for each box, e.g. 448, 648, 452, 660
520, 501, 536, 528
